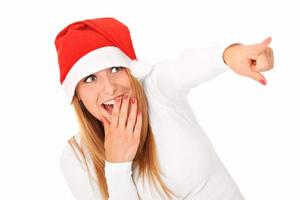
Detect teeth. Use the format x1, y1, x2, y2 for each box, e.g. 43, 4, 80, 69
102, 95, 123, 105
103, 100, 114, 105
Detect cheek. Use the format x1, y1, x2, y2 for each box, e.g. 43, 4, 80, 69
120, 70, 132, 87
83, 102, 102, 120
120, 76, 132, 90
78, 85, 98, 103
79, 95, 101, 119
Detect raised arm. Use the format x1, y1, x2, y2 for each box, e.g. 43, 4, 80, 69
150, 42, 235, 102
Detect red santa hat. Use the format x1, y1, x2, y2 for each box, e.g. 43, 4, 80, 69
54, 17, 152, 104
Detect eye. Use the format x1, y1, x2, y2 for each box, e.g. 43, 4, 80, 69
111, 66, 123, 73
83, 74, 96, 83
82, 67, 123, 83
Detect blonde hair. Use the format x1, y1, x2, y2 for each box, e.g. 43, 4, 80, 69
68, 68, 177, 199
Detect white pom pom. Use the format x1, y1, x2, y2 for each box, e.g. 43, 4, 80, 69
129, 59, 153, 81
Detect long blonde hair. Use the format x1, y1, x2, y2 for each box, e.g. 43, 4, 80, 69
68, 68, 177, 199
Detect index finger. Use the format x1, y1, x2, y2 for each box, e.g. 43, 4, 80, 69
111, 96, 122, 128
247, 37, 272, 57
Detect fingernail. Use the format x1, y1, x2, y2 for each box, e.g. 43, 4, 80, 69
138, 111, 142, 116
124, 94, 128, 100
116, 97, 120, 102
131, 97, 135, 104
259, 79, 266, 85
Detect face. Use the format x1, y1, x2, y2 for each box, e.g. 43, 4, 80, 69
75, 66, 134, 123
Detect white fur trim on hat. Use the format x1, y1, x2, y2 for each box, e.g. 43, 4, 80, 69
62, 46, 131, 104
128, 58, 153, 81
62, 46, 153, 104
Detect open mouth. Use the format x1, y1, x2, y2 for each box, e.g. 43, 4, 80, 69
102, 104, 114, 115
101, 94, 127, 115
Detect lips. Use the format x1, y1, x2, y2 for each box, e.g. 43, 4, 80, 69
101, 94, 132, 116
102, 94, 124, 105
101, 95, 123, 115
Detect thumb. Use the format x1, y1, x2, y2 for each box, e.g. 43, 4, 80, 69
248, 71, 267, 85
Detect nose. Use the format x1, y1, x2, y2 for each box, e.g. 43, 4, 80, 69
100, 75, 118, 96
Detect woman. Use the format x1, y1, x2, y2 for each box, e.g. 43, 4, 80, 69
55, 17, 274, 200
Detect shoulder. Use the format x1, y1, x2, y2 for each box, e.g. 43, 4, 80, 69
59, 133, 101, 199
59, 132, 90, 173
143, 63, 187, 108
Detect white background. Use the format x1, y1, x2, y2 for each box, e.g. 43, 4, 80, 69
0, 0, 299, 199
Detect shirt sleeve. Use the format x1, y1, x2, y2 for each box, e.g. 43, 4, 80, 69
150, 43, 235, 102
60, 142, 102, 200
105, 161, 140, 200
60, 142, 140, 200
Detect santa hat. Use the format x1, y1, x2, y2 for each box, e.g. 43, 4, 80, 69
54, 17, 152, 104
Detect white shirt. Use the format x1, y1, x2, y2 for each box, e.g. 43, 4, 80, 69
60, 43, 245, 200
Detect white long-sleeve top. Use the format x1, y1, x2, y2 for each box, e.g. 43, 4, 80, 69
60, 43, 245, 200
